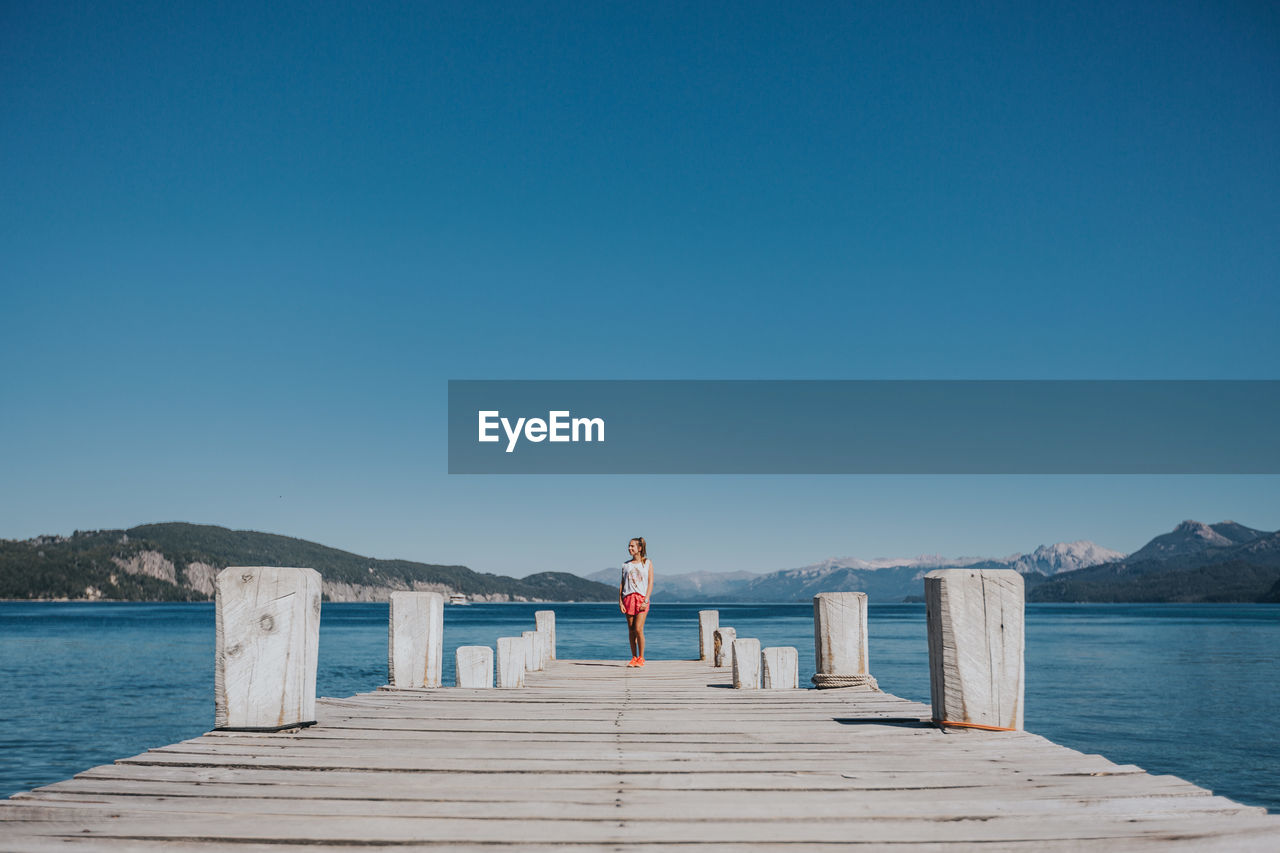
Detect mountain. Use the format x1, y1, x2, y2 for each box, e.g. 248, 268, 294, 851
1028, 521, 1280, 603
774, 554, 978, 572
599, 540, 1125, 603
0, 523, 617, 603
1123, 520, 1266, 563
588, 567, 762, 600
739, 564, 930, 602
1260, 576, 1280, 604
585, 567, 617, 585
1005, 541, 1127, 575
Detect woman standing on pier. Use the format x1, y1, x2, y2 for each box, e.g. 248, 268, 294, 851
620, 537, 654, 667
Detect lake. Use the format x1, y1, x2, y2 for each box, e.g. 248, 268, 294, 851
0, 601, 1276, 812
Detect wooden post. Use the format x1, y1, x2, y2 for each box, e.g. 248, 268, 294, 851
215, 566, 321, 731
521, 631, 546, 672
496, 637, 525, 688
521, 631, 537, 672
732, 638, 761, 689
535, 611, 556, 659
925, 569, 1025, 731
698, 610, 719, 663
812, 591, 877, 690
455, 646, 494, 688
535, 630, 551, 670
762, 646, 799, 689
388, 591, 445, 688
713, 627, 736, 668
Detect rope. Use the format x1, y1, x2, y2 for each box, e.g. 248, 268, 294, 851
936, 720, 1017, 732
811, 673, 880, 691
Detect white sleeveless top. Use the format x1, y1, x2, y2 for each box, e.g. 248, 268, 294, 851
621, 559, 650, 597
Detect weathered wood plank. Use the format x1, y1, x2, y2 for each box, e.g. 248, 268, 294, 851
6, 809, 1280, 845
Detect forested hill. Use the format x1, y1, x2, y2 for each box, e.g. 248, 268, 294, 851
0, 522, 616, 603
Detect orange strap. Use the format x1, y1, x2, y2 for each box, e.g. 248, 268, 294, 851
936, 720, 1017, 732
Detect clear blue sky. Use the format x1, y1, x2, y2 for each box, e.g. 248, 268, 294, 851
2, 1, 1277, 576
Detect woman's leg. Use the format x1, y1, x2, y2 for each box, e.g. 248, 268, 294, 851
626, 614, 639, 657
633, 609, 648, 660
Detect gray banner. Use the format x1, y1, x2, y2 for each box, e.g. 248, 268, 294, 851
447, 380, 1280, 474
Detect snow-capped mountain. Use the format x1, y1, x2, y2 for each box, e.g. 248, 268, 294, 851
623, 540, 1125, 602
791, 540, 1121, 579
796, 554, 986, 572
1005, 541, 1127, 575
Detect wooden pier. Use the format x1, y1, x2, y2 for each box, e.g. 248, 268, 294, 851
3, 658, 1279, 851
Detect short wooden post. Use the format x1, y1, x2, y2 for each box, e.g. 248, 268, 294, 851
925, 569, 1024, 731
812, 591, 877, 690
535, 611, 556, 659
713, 627, 736, 668
455, 646, 494, 688
698, 610, 719, 662
535, 630, 551, 669
215, 566, 321, 731
521, 631, 546, 672
762, 646, 798, 689
388, 591, 445, 688
496, 637, 525, 688
732, 638, 761, 689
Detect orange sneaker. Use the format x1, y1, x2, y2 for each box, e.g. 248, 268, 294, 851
626, 657, 638, 667
636, 657, 646, 667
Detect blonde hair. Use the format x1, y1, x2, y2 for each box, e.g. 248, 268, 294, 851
630, 537, 647, 560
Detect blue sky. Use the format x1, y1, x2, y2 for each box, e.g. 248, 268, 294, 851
2, 1, 1277, 576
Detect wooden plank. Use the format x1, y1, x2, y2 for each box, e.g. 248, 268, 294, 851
12, 789, 1265, 820
6, 808, 1280, 845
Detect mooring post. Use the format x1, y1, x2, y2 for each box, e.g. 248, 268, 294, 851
496, 637, 525, 688
521, 631, 537, 672
215, 566, 321, 731
925, 569, 1025, 731
698, 610, 719, 662
812, 591, 878, 690
535, 610, 556, 659
521, 630, 547, 672
535, 630, 551, 669
455, 646, 494, 688
713, 627, 737, 668
388, 591, 445, 688
732, 638, 761, 689
762, 646, 799, 689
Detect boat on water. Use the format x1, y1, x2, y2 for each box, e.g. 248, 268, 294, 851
448, 593, 469, 605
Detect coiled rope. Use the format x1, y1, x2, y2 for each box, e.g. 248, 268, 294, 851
810, 673, 881, 691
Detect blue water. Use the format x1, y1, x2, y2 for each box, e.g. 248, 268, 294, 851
1, 602, 1276, 812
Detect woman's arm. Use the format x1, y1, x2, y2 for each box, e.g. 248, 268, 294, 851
646, 561, 654, 598
619, 576, 626, 612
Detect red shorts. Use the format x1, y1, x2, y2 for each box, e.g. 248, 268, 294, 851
621, 593, 649, 615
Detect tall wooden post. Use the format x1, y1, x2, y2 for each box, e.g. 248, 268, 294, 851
925, 569, 1024, 731
698, 610, 719, 662
732, 638, 761, 689
535, 611, 556, 659
496, 637, 525, 688
388, 592, 445, 688
713, 627, 736, 668
215, 566, 321, 731
812, 592, 877, 690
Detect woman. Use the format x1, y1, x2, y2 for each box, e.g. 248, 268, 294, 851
619, 537, 655, 667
